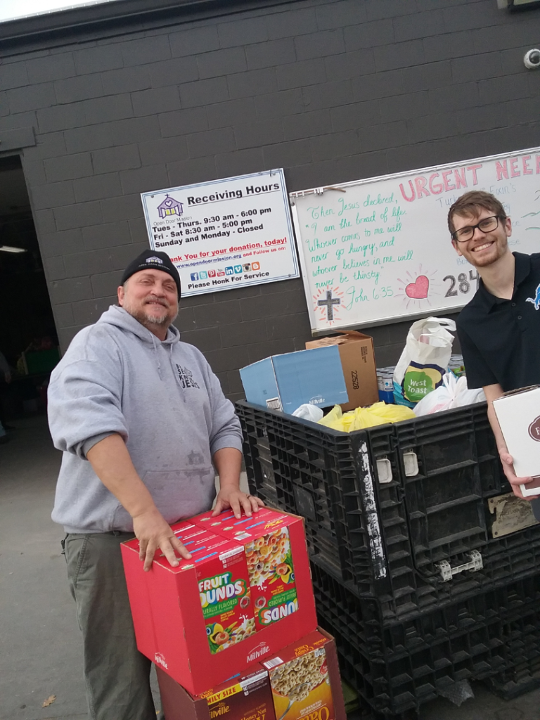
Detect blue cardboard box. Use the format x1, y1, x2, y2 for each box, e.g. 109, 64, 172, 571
240, 346, 348, 415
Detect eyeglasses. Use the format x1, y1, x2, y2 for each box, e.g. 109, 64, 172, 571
451, 215, 505, 243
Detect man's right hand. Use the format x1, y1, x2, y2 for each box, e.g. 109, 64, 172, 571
499, 450, 539, 501
132, 507, 192, 572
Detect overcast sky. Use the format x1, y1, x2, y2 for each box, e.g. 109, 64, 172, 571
0, 0, 119, 23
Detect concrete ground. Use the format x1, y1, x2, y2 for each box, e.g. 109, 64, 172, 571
1, 414, 539, 720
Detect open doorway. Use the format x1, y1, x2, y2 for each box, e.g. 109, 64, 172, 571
0, 155, 58, 427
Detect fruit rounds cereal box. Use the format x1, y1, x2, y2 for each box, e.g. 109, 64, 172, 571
195, 545, 257, 654
122, 510, 319, 695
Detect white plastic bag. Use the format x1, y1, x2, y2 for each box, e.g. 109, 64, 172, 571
393, 317, 456, 407
292, 403, 324, 422
414, 372, 486, 416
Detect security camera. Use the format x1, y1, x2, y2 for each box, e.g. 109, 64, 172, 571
524, 49, 540, 69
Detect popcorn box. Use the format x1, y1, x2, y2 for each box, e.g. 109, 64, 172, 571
156, 664, 276, 720
261, 629, 346, 720
493, 386, 540, 497
121, 512, 317, 694
195, 509, 299, 631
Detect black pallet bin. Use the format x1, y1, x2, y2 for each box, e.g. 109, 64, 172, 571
311, 561, 540, 716
238, 400, 404, 602
237, 401, 540, 619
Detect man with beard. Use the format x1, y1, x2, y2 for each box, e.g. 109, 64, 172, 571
449, 190, 540, 517
48, 249, 261, 720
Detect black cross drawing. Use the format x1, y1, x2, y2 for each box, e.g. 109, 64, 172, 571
318, 290, 340, 321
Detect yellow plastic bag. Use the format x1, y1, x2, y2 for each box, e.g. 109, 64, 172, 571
318, 402, 415, 432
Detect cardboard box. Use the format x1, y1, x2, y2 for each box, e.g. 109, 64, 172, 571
305, 332, 378, 411
239, 346, 348, 414
194, 508, 300, 631
493, 386, 540, 498
156, 665, 275, 720
261, 628, 346, 720
121, 510, 317, 695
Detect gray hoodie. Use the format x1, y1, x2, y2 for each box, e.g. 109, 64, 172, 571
48, 306, 242, 533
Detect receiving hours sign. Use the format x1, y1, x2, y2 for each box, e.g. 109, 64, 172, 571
141, 169, 299, 297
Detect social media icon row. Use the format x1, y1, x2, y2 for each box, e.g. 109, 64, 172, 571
190, 262, 260, 282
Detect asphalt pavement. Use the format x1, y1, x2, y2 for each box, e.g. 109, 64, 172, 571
1, 414, 538, 720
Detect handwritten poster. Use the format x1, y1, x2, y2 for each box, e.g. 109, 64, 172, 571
291, 147, 540, 333
141, 169, 299, 297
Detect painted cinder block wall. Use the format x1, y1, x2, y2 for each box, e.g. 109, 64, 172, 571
1, 0, 539, 401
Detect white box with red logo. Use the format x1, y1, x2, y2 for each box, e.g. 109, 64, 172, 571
121, 508, 317, 695
493, 386, 540, 497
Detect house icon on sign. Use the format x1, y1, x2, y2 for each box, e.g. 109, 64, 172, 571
157, 195, 183, 218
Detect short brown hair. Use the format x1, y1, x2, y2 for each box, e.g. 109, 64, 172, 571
447, 191, 507, 235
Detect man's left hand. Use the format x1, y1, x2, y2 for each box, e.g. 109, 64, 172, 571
500, 450, 540, 500
213, 487, 264, 519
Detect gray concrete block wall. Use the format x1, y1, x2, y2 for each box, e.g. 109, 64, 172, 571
1, 0, 539, 400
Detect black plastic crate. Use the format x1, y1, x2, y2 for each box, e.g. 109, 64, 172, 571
238, 400, 415, 602
311, 561, 540, 657
483, 657, 540, 700
394, 404, 507, 563
237, 400, 540, 619
311, 561, 540, 716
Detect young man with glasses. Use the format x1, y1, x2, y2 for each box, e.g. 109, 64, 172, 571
448, 190, 540, 517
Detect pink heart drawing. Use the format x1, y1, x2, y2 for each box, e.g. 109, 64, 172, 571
405, 275, 429, 299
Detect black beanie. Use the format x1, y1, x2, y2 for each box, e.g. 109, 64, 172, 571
121, 250, 181, 297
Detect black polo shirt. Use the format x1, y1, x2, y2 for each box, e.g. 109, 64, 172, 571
457, 252, 540, 391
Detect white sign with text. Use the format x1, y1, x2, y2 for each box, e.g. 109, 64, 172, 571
141, 169, 299, 297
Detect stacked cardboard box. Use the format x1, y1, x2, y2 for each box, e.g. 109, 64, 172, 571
121, 507, 346, 720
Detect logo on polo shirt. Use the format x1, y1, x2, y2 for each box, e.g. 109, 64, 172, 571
525, 283, 540, 311
528, 417, 540, 442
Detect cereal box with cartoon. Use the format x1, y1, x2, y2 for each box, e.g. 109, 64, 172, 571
193, 508, 298, 630
198, 549, 257, 653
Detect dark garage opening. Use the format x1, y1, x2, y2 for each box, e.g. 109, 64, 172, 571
0, 155, 58, 422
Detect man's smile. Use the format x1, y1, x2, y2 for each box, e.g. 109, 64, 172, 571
471, 241, 493, 253
145, 297, 168, 308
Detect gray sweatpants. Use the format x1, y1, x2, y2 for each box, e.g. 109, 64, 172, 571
64, 532, 156, 720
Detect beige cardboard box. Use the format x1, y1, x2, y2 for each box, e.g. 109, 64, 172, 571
306, 331, 378, 411
493, 386, 540, 497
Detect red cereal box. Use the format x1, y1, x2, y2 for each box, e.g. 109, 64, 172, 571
156, 664, 276, 720
126, 529, 256, 656
122, 512, 317, 694
194, 508, 274, 533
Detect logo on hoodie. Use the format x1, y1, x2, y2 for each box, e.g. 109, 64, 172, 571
176, 364, 200, 389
